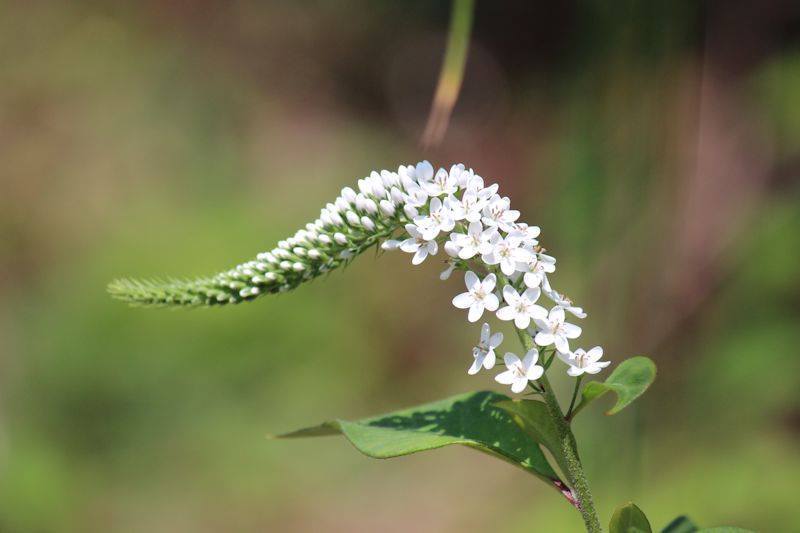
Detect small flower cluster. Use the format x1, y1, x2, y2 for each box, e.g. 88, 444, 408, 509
378, 161, 610, 392
109, 160, 610, 393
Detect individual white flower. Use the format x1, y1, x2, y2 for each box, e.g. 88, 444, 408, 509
422, 167, 459, 196
399, 224, 438, 265
496, 285, 547, 329
468, 323, 503, 375
403, 182, 429, 208
449, 164, 470, 189
533, 306, 582, 353
414, 197, 455, 240
446, 190, 489, 222
559, 346, 610, 376
482, 195, 520, 232
452, 272, 499, 322
520, 253, 556, 288
495, 349, 544, 393
514, 223, 541, 245
416, 160, 434, 181
482, 233, 532, 276
450, 221, 497, 260
542, 278, 587, 318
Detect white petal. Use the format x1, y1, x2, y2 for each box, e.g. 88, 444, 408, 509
526, 364, 544, 381
503, 352, 520, 367
482, 273, 497, 292
489, 332, 504, 348
522, 348, 539, 368
412, 248, 428, 265
480, 323, 491, 343
468, 357, 483, 375
522, 287, 541, 304
514, 314, 531, 329
452, 292, 475, 309
554, 336, 570, 354
586, 346, 603, 362
468, 303, 485, 323
483, 293, 499, 312
511, 378, 528, 393
502, 285, 519, 305
483, 350, 496, 369
534, 332, 554, 346
399, 239, 419, 253
550, 306, 566, 323
464, 271, 479, 290
567, 366, 584, 377
495, 370, 515, 385
500, 260, 516, 276
563, 323, 582, 338
529, 304, 548, 320
496, 306, 516, 322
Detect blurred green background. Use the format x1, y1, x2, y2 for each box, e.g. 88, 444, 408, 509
1, 1, 799, 531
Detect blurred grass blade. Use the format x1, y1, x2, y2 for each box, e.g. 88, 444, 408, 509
273, 390, 575, 496
572, 356, 656, 418
421, 0, 475, 148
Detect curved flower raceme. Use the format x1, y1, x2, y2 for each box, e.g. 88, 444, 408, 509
108, 161, 607, 390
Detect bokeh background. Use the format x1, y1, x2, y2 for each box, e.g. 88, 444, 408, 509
1, 1, 799, 531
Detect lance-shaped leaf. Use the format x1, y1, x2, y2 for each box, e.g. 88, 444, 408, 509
610, 501, 652, 533
494, 399, 570, 481
274, 390, 567, 493
572, 356, 656, 417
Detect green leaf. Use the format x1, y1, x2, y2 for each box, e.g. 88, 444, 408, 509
573, 356, 656, 417
660, 515, 754, 533
274, 390, 564, 490
494, 399, 570, 479
697, 526, 755, 533
662, 515, 698, 533
610, 502, 652, 533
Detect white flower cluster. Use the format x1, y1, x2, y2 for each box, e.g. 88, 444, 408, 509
378, 161, 610, 393
112, 160, 609, 393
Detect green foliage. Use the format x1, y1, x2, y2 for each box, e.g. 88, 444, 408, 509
662, 516, 699, 533
661, 515, 754, 533
572, 356, 656, 417
494, 399, 570, 479
609, 502, 652, 533
275, 390, 568, 490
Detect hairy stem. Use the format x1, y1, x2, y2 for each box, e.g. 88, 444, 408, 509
516, 330, 602, 533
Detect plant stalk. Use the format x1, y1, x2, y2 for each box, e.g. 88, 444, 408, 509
517, 330, 602, 533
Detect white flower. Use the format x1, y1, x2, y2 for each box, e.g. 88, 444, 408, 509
559, 346, 609, 376
414, 160, 434, 182
533, 306, 582, 353
514, 223, 541, 245
495, 349, 544, 393
483, 233, 532, 276
482, 195, 520, 232
422, 167, 459, 196
399, 224, 438, 265
520, 253, 556, 288
446, 190, 488, 222
414, 197, 455, 240
496, 285, 547, 329
468, 323, 503, 375
542, 278, 586, 318
450, 221, 497, 259
452, 272, 500, 322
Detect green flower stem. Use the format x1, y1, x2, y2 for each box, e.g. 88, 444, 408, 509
566, 375, 583, 420
516, 329, 602, 533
